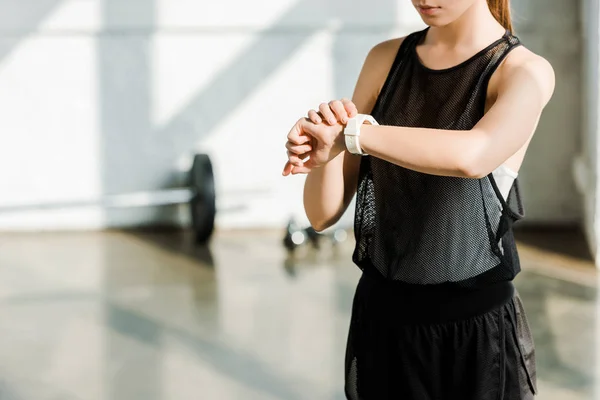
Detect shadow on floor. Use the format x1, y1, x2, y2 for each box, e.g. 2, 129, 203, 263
514, 224, 594, 263
115, 227, 215, 268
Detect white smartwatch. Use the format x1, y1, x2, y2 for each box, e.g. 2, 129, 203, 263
344, 114, 378, 156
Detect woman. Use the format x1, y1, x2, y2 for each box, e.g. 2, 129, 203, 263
282, 0, 554, 399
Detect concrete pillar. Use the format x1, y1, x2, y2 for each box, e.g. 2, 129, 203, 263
578, 0, 600, 266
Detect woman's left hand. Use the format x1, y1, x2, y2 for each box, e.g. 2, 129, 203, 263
307, 98, 358, 125
282, 99, 358, 176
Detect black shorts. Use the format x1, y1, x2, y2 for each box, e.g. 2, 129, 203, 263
344, 270, 537, 400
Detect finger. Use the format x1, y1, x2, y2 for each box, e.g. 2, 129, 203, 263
287, 132, 312, 145
287, 151, 310, 166
282, 161, 294, 176
304, 118, 331, 143
319, 102, 336, 125
282, 160, 312, 176
329, 100, 348, 124
291, 165, 312, 175
341, 98, 358, 118
287, 120, 313, 145
307, 109, 322, 124
287, 153, 304, 166
285, 141, 312, 154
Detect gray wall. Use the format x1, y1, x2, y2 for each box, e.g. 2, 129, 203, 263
512, 0, 582, 225
579, 0, 599, 260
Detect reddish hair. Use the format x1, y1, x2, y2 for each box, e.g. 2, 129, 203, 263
487, 0, 513, 33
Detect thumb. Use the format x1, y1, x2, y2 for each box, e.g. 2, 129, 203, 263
300, 118, 322, 140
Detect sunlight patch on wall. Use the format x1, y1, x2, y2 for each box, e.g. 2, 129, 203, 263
202, 29, 335, 229
0, 35, 103, 228
152, 34, 254, 127
38, 0, 101, 32
156, 0, 298, 29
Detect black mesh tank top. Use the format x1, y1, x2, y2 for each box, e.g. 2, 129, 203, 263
352, 28, 524, 288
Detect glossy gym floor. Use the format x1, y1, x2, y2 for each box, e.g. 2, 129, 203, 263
0, 227, 598, 400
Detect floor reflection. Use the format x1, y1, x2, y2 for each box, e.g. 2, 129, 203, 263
0, 228, 597, 400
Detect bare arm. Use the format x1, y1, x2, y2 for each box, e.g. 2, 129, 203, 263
358, 53, 555, 178
302, 39, 403, 231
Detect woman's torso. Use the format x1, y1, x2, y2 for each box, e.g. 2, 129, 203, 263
351, 28, 525, 287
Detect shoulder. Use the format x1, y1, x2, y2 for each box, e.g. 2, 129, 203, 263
364, 30, 423, 75
369, 36, 407, 57
497, 45, 556, 105
359, 36, 409, 90
364, 37, 407, 71
352, 33, 417, 110
366, 31, 423, 63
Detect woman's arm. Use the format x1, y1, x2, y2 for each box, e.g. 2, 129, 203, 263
359, 51, 555, 178
301, 38, 404, 231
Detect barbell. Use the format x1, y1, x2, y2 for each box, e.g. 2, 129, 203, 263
0, 153, 217, 244
188, 153, 216, 243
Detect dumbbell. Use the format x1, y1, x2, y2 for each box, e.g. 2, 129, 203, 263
283, 217, 348, 252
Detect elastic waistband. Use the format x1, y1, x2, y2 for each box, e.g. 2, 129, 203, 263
358, 268, 514, 324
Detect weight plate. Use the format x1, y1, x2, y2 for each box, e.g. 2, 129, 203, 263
189, 153, 216, 244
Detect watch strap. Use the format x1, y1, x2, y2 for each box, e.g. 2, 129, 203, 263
344, 114, 378, 155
